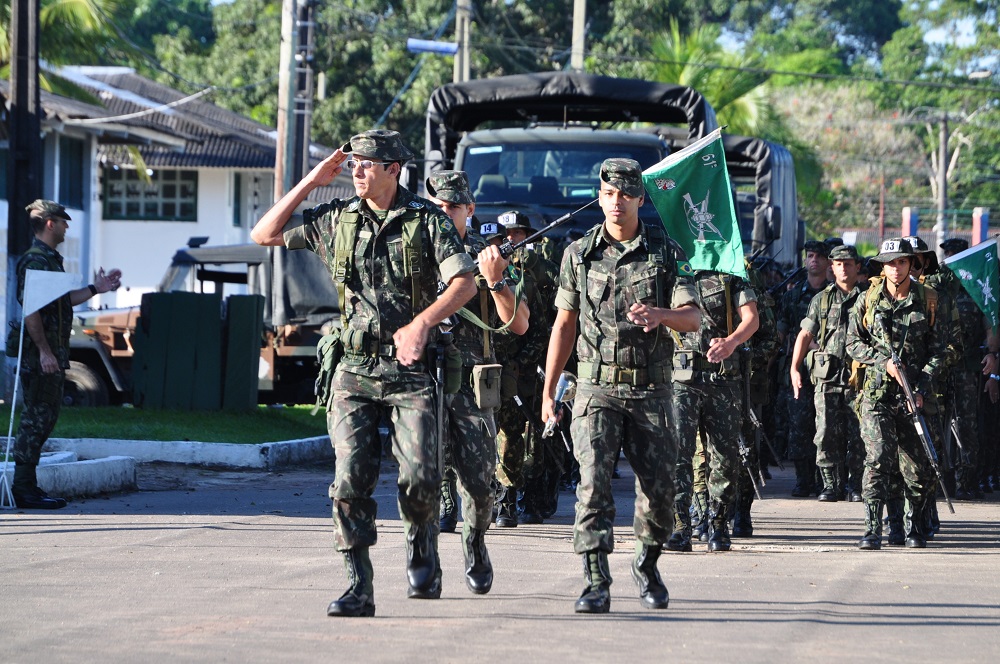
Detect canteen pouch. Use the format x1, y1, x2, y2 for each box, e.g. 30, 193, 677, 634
472, 363, 503, 410
806, 350, 838, 381
312, 328, 343, 413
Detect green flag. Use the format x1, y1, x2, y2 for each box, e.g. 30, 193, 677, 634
642, 128, 746, 279
943, 239, 1000, 331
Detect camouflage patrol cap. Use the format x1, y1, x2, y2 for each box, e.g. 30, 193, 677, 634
426, 170, 474, 204
828, 244, 860, 262
497, 209, 533, 231
599, 158, 644, 197
871, 237, 915, 263
940, 238, 969, 255
803, 239, 831, 257
25, 199, 71, 221
340, 129, 414, 162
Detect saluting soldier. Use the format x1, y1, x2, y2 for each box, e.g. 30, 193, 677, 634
252, 130, 478, 616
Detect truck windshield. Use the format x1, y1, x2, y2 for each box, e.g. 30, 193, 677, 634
461, 142, 662, 205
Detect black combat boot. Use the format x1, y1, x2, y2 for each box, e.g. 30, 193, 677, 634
405, 524, 442, 599
817, 467, 840, 502
707, 504, 732, 552
665, 510, 692, 552
439, 476, 458, 533
922, 497, 939, 540
12, 464, 67, 510
327, 547, 376, 617
630, 542, 669, 610
690, 491, 710, 542
858, 500, 883, 550
462, 527, 493, 594
885, 497, 905, 546
731, 492, 754, 538
494, 485, 518, 528
904, 498, 928, 548
791, 460, 814, 497
574, 550, 612, 614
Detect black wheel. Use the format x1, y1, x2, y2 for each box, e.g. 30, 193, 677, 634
63, 360, 110, 407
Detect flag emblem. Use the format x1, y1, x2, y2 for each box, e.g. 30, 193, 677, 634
654, 178, 676, 191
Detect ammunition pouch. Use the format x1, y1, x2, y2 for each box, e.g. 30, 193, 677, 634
340, 328, 370, 355
442, 339, 463, 395
472, 363, 503, 410
806, 350, 839, 382
6, 321, 22, 358
500, 366, 520, 400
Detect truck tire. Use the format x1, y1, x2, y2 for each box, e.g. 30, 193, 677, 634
63, 360, 110, 407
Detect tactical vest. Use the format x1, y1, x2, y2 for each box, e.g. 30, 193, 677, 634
575, 222, 675, 385
673, 271, 742, 381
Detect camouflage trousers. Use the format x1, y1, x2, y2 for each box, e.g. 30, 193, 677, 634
443, 384, 497, 530
570, 383, 676, 554
858, 395, 934, 506
14, 368, 65, 466
495, 386, 533, 489
672, 380, 742, 519
947, 370, 981, 472
786, 381, 817, 463
813, 382, 862, 477
327, 365, 440, 552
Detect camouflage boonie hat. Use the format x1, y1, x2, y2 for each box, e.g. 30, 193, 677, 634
426, 170, 474, 204
599, 158, 644, 197
902, 235, 932, 253
497, 209, 532, 231
870, 237, 915, 263
340, 129, 414, 162
803, 239, 831, 257
25, 199, 71, 221
828, 244, 860, 262
940, 238, 969, 255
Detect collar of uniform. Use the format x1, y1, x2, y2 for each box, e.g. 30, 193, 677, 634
598, 222, 644, 254
31, 237, 63, 261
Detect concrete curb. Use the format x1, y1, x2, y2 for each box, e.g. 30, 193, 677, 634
45, 435, 333, 469
1, 435, 332, 506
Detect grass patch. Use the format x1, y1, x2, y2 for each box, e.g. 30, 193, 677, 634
0, 405, 328, 444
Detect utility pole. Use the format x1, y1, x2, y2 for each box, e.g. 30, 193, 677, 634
293, 0, 317, 184
571, 0, 586, 71
453, 1, 471, 83
936, 113, 948, 250
6, 0, 43, 398
274, 0, 298, 199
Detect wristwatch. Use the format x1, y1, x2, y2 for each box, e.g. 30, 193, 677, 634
488, 279, 506, 293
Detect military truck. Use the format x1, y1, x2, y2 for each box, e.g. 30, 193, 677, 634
423, 71, 800, 265
67, 241, 338, 407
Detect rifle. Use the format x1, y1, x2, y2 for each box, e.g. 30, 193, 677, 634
740, 346, 785, 471
767, 266, 806, 296
434, 331, 454, 478
485, 198, 600, 264
539, 368, 576, 451
874, 314, 955, 514
736, 431, 764, 500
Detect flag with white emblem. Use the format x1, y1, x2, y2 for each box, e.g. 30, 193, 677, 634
943, 238, 1000, 331
641, 128, 746, 279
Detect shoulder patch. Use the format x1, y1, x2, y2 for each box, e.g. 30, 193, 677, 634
408, 201, 424, 210
677, 260, 694, 276
346, 200, 362, 212
438, 216, 455, 234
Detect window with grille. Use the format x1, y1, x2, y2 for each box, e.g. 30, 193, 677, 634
102, 167, 198, 221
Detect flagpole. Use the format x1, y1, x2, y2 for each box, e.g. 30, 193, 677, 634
1, 311, 27, 509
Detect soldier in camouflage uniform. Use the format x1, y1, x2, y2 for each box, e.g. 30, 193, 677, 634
778, 240, 830, 496
252, 131, 478, 616
9, 200, 122, 510
847, 238, 955, 550
426, 172, 529, 594
542, 158, 700, 613
789, 244, 863, 503
668, 271, 759, 553
491, 210, 560, 527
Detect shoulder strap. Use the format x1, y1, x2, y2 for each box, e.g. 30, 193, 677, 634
333, 210, 361, 317
921, 283, 938, 327
817, 285, 833, 348
401, 215, 424, 315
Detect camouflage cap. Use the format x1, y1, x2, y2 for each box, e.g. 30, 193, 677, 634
25, 199, 71, 221
828, 244, 860, 262
426, 170, 474, 204
902, 235, 932, 253
803, 239, 831, 257
340, 129, 414, 162
497, 209, 533, 231
870, 237, 915, 263
599, 158, 644, 197
940, 238, 969, 255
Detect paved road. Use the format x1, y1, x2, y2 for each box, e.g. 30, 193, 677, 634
3, 461, 999, 663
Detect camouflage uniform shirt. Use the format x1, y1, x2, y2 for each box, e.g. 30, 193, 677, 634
16, 238, 73, 370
